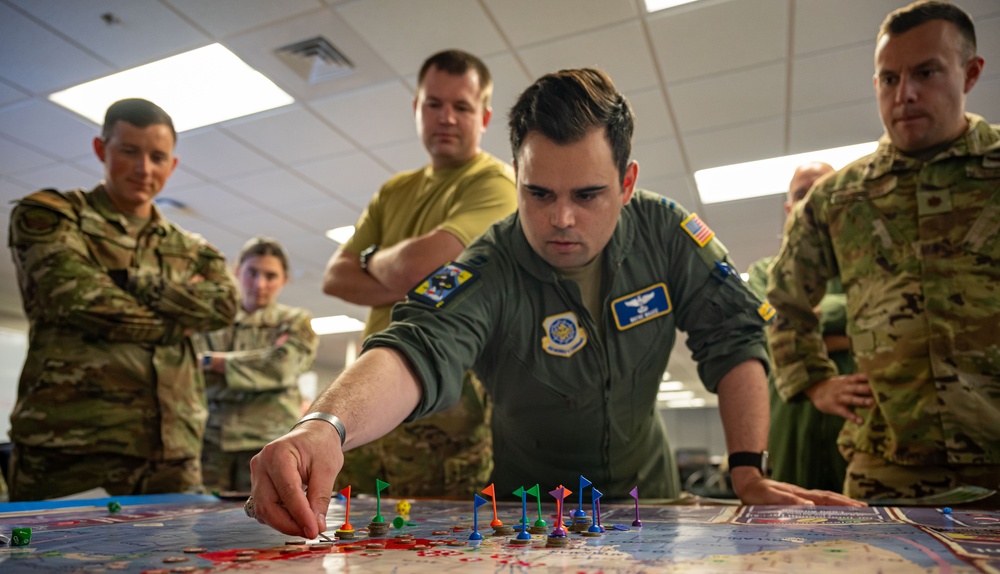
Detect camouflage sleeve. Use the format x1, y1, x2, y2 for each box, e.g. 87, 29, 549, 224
8, 203, 179, 343
223, 308, 319, 392
745, 256, 772, 301
766, 192, 840, 400
130, 242, 238, 333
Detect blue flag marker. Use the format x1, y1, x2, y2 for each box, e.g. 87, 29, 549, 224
470, 493, 488, 541
574, 475, 592, 518
589, 487, 604, 533
513, 487, 531, 540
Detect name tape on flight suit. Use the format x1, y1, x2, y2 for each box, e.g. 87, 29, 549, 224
611, 283, 672, 331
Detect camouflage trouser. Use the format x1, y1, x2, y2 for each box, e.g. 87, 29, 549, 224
201, 442, 255, 493
8, 444, 204, 502
337, 371, 493, 497
846, 452, 1000, 509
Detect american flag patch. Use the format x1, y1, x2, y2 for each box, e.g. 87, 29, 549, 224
681, 213, 715, 247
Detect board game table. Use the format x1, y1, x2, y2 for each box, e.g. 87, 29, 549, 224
1, 493, 998, 572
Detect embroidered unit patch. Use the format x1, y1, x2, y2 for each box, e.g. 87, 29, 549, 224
541, 311, 588, 357
681, 213, 715, 247
758, 301, 776, 321
409, 262, 478, 308
611, 283, 672, 331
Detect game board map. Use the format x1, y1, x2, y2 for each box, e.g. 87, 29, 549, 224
1, 495, 998, 573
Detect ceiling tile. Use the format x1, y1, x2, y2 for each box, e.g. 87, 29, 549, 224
228, 168, 332, 225
0, 82, 29, 107
0, 2, 113, 93
637, 174, 698, 214
480, 52, 531, 160
794, 0, 904, 55
632, 137, 685, 181
702, 194, 787, 270
519, 21, 659, 93
648, 0, 787, 84
0, 175, 34, 203
310, 81, 415, 148
789, 101, 884, 152
0, 100, 97, 158
336, 0, 507, 77
7, 162, 98, 193
369, 139, 427, 174
278, 234, 341, 268
159, 165, 208, 191
174, 128, 276, 180
164, 0, 324, 38
222, 105, 355, 165
282, 197, 363, 235
0, 136, 59, 175
483, 0, 635, 47
669, 63, 786, 134
10, 0, 207, 70
628, 88, 674, 143
683, 117, 785, 172
159, 182, 265, 219
292, 151, 394, 210
792, 44, 874, 112
227, 211, 323, 247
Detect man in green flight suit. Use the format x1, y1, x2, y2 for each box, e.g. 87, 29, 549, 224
7, 98, 238, 501
248, 68, 860, 538
768, 1, 1000, 506
747, 162, 857, 492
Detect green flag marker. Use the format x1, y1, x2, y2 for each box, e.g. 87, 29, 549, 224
373, 479, 390, 523
526, 484, 546, 527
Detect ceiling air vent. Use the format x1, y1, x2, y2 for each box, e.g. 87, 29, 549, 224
275, 36, 355, 84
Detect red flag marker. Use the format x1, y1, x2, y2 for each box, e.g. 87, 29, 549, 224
481, 483, 503, 528
339, 486, 354, 532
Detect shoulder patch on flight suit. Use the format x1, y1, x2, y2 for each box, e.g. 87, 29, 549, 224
409, 262, 479, 308
541, 311, 587, 357
611, 283, 672, 331
757, 301, 776, 321
680, 213, 714, 247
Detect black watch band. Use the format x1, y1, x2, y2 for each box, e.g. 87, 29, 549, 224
728, 451, 768, 475
359, 244, 379, 270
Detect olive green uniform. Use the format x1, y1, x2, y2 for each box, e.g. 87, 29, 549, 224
768, 115, 1000, 502
747, 257, 854, 491
7, 186, 238, 501
193, 303, 318, 492
337, 151, 516, 497
367, 190, 771, 499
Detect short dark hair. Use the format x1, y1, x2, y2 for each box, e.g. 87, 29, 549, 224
879, 1, 976, 59
508, 68, 634, 182
417, 49, 493, 108
238, 236, 289, 274
101, 98, 177, 144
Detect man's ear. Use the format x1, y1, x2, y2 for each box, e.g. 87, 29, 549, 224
964, 55, 985, 93
93, 136, 107, 163
621, 160, 639, 204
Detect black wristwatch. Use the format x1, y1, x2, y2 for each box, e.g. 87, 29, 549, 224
201, 354, 212, 369
728, 451, 769, 475
359, 244, 380, 270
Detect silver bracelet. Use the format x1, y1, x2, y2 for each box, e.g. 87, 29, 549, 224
292, 412, 345, 446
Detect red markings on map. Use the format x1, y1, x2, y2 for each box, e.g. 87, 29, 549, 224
200, 538, 447, 563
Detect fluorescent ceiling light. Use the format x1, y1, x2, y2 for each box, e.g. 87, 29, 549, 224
326, 225, 356, 244
49, 44, 294, 132
311, 315, 366, 335
666, 398, 707, 409
644, 0, 701, 13
694, 141, 879, 204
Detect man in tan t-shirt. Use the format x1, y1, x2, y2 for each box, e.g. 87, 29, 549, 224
322, 49, 516, 496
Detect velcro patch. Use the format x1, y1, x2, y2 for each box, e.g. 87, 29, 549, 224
758, 301, 776, 321
409, 262, 478, 308
17, 207, 61, 237
541, 311, 587, 357
681, 213, 714, 247
611, 283, 672, 331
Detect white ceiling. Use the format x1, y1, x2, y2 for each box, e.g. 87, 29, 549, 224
1, 0, 998, 399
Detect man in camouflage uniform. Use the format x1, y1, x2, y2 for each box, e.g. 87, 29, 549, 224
7, 98, 238, 501
322, 50, 516, 496
747, 162, 856, 492
768, 1, 1000, 506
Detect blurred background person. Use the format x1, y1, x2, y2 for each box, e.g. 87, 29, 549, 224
195, 237, 318, 493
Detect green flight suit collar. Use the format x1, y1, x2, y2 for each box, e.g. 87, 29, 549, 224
863, 113, 1000, 180
508, 197, 637, 284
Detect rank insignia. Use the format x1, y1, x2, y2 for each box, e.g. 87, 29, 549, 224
541, 311, 587, 357
680, 213, 714, 247
611, 283, 672, 331
409, 262, 478, 308
758, 301, 776, 321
